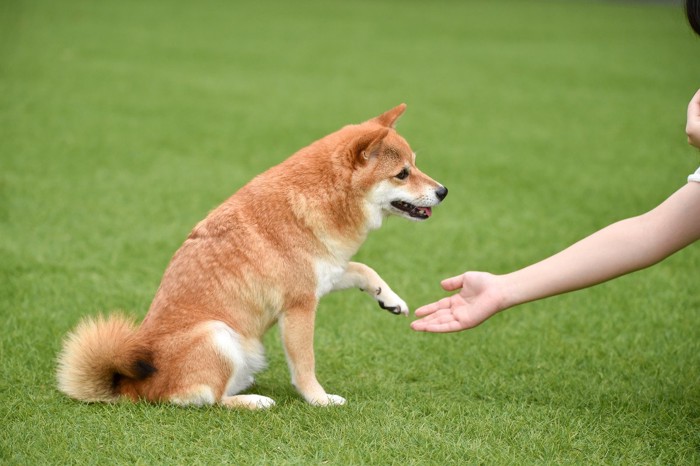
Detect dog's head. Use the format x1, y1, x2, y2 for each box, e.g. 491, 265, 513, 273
345, 104, 447, 228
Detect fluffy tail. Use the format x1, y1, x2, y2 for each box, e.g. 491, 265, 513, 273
56, 314, 154, 402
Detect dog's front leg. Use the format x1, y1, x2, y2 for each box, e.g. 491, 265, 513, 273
279, 304, 346, 406
332, 262, 409, 316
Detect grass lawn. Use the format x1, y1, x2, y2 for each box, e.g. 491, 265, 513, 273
2, 0, 700, 463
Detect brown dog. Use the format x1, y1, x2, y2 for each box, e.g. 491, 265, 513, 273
57, 104, 447, 409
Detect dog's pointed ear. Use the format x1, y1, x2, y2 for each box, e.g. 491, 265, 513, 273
371, 103, 407, 128
350, 127, 390, 165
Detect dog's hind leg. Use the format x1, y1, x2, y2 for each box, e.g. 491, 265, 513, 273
167, 321, 273, 409
221, 394, 275, 409
332, 262, 409, 316
208, 321, 274, 409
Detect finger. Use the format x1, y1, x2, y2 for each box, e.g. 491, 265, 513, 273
411, 313, 443, 331
410, 318, 427, 331
440, 274, 465, 291
414, 297, 451, 316
689, 89, 700, 119
411, 307, 455, 329
412, 317, 464, 333
425, 321, 465, 332
691, 88, 700, 104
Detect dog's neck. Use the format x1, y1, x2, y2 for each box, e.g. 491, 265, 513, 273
287, 187, 373, 261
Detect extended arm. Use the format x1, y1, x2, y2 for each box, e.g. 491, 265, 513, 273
501, 182, 700, 306
412, 182, 700, 332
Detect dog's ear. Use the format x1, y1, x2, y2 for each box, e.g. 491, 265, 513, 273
371, 103, 407, 128
349, 127, 390, 165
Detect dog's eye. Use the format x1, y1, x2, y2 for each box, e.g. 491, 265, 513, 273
395, 168, 409, 180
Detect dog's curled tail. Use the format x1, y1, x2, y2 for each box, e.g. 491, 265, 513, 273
56, 314, 154, 403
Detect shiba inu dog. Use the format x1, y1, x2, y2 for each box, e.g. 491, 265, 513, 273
57, 104, 447, 409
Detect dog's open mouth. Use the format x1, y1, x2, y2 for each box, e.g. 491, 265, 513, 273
391, 201, 432, 219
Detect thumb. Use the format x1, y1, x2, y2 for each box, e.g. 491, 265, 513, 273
441, 274, 465, 291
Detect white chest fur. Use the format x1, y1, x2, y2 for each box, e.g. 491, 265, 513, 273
313, 258, 346, 299
312, 231, 362, 300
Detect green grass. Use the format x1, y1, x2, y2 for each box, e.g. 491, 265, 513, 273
2, 0, 700, 463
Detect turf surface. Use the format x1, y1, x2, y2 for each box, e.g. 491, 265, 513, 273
2, 0, 700, 463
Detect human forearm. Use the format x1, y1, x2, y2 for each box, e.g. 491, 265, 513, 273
499, 216, 663, 308
413, 86, 700, 334
412, 183, 700, 333
499, 183, 700, 309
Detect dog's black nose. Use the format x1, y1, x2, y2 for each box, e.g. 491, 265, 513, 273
436, 186, 448, 201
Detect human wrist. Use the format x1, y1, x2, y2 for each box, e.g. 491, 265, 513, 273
485, 273, 518, 314
493, 272, 531, 311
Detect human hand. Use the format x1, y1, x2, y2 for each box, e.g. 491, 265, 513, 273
411, 271, 505, 333
687, 88, 700, 148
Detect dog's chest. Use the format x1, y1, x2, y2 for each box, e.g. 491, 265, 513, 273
313, 259, 346, 299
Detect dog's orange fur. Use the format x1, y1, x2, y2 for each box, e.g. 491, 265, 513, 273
57, 105, 447, 409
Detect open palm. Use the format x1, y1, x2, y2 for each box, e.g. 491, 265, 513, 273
411, 272, 504, 333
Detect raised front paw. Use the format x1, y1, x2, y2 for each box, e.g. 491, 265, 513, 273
376, 288, 409, 316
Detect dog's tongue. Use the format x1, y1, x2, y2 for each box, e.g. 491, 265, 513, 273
419, 207, 432, 217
